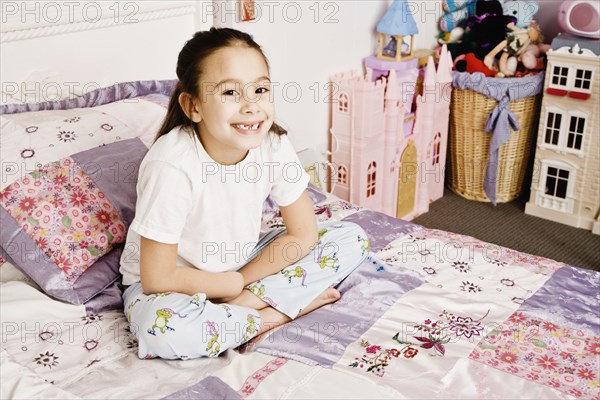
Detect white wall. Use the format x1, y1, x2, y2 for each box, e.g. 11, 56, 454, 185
214, 0, 443, 154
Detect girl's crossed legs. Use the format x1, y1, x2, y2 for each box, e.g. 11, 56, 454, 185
124, 221, 369, 360
227, 221, 370, 334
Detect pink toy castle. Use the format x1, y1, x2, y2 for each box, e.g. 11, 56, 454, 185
330, 0, 453, 219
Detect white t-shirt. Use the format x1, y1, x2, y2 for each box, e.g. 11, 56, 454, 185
119, 125, 309, 286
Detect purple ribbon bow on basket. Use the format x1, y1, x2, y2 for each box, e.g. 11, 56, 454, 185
452, 71, 545, 204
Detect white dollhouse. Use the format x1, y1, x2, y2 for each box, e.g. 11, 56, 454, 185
525, 35, 600, 234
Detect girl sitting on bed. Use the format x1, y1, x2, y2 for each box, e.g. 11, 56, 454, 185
119, 27, 369, 360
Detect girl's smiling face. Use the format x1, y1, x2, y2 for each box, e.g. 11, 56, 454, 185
195, 46, 274, 165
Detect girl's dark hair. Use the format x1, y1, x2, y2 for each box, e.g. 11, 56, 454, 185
155, 27, 286, 143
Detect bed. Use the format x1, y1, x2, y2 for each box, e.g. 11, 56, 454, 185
1, 3, 599, 399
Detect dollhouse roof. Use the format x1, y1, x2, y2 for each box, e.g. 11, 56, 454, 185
376, 0, 419, 36
551, 34, 600, 56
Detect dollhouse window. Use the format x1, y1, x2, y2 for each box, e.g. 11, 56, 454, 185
542, 109, 587, 155
338, 93, 349, 113
544, 112, 562, 146
551, 66, 569, 87
432, 132, 441, 165
367, 162, 376, 197
573, 69, 593, 92
337, 165, 347, 185
567, 115, 586, 151
538, 160, 576, 213
544, 167, 569, 199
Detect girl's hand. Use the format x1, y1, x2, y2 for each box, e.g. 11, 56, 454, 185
213, 272, 245, 303
227, 271, 245, 298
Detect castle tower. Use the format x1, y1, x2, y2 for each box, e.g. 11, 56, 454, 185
416, 56, 438, 216
382, 69, 407, 216
331, 72, 387, 211
429, 45, 453, 201
351, 76, 386, 211
330, 71, 361, 202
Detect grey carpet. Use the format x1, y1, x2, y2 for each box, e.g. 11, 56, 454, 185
413, 188, 600, 272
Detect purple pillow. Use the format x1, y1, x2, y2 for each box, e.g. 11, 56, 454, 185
0, 80, 176, 115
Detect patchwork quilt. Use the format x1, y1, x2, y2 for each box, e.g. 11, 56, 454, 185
1, 192, 598, 399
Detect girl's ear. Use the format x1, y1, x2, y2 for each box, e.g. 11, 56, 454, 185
178, 92, 202, 123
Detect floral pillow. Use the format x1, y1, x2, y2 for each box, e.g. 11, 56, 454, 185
0, 138, 148, 306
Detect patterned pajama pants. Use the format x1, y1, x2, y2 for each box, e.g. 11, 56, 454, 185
123, 221, 369, 360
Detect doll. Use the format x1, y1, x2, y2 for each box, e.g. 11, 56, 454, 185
483, 21, 543, 77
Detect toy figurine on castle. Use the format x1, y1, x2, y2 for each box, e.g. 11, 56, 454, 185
329, 0, 453, 220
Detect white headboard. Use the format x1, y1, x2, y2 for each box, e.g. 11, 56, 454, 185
0, 1, 211, 104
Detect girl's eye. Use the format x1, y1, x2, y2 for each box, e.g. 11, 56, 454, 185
255, 87, 270, 94
223, 90, 239, 96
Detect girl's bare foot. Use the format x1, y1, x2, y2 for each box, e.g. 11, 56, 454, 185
297, 288, 340, 317
256, 288, 341, 335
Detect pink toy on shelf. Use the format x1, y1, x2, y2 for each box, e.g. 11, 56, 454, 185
329, 0, 453, 220
525, 35, 600, 234
559, 0, 600, 39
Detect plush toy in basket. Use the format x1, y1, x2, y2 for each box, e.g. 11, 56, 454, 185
447, 71, 544, 204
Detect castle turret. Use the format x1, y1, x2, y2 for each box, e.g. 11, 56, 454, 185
416, 57, 438, 215
376, 0, 418, 62
429, 46, 453, 201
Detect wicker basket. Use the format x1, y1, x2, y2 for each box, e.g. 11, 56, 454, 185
448, 87, 541, 203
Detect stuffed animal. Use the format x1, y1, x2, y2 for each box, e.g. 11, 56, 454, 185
439, 0, 477, 32
502, 0, 539, 28
438, 27, 465, 45
520, 42, 550, 70
445, 0, 531, 63
483, 21, 544, 77
454, 52, 496, 77
441, 0, 539, 32
466, 0, 518, 60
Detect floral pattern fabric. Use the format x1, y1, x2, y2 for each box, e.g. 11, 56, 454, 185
470, 311, 600, 399
374, 228, 554, 306
1, 97, 166, 192
0, 157, 125, 283
377, 228, 567, 278
236, 358, 288, 398
349, 310, 489, 377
